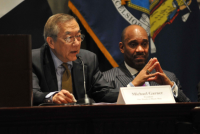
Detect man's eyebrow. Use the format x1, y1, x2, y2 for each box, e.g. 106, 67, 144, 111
65, 30, 81, 35
126, 40, 137, 45
127, 39, 148, 44
143, 39, 149, 42
128, 40, 138, 43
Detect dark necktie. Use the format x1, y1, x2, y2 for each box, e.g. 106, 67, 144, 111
62, 63, 73, 93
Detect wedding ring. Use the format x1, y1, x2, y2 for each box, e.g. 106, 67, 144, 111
146, 70, 150, 75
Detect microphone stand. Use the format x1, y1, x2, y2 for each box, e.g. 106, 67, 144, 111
76, 56, 95, 105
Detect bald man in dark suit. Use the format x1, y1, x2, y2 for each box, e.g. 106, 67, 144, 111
103, 25, 190, 102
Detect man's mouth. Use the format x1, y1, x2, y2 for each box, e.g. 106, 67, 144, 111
134, 55, 145, 59
71, 50, 78, 54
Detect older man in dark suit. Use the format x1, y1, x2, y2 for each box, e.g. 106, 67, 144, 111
103, 25, 190, 102
32, 13, 117, 105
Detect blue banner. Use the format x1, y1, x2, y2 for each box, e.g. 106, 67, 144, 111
69, 0, 150, 67
69, 0, 200, 101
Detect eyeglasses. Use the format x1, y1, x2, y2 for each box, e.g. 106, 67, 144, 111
64, 34, 85, 44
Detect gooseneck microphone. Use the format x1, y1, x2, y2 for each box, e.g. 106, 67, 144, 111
76, 56, 95, 105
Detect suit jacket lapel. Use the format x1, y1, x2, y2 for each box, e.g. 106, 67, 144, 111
116, 63, 134, 87
43, 45, 58, 91
72, 59, 85, 99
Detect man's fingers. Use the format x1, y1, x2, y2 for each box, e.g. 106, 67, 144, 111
150, 72, 158, 76
145, 61, 158, 75
148, 61, 159, 72
53, 95, 73, 104
154, 61, 163, 73
147, 60, 164, 74
144, 58, 153, 69
53, 95, 63, 104
146, 72, 159, 80
61, 89, 73, 99
52, 93, 66, 104
147, 75, 159, 81
147, 77, 156, 81
145, 58, 158, 70
53, 90, 74, 104
61, 90, 77, 102
57, 96, 71, 103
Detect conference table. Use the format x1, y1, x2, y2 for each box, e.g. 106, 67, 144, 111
0, 103, 200, 134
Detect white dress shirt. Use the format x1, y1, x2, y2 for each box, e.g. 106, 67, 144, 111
44, 49, 73, 102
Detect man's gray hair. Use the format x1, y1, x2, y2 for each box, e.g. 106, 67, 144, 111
43, 13, 76, 42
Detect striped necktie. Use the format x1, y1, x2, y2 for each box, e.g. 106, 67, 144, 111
61, 63, 73, 93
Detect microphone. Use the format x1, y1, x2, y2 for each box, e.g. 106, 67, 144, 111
76, 56, 95, 105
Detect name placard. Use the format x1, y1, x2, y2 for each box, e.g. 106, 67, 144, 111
117, 85, 175, 104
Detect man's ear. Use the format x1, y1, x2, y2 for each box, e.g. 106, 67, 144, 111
46, 37, 55, 49
119, 42, 124, 53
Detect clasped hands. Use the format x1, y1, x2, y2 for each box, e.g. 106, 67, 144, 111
132, 58, 174, 87
52, 90, 77, 104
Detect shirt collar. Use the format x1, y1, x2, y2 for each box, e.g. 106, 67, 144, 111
49, 49, 73, 69
124, 61, 138, 76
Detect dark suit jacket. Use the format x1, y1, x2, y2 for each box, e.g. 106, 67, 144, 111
32, 44, 118, 105
103, 63, 191, 102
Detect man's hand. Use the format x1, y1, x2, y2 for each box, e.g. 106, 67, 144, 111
147, 59, 174, 87
52, 90, 75, 104
132, 58, 160, 86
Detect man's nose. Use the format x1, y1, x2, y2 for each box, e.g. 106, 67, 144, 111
136, 45, 144, 52
73, 38, 81, 46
